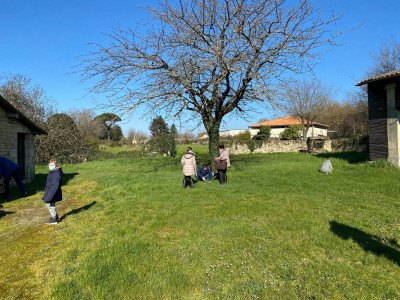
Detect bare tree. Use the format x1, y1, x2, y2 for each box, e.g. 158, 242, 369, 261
257, 118, 269, 123
315, 99, 368, 138
70, 108, 103, 139
0, 73, 56, 125
180, 129, 196, 142
279, 79, 333, 138
350, 38, 400, 131
367, 38, 400, 77
127, 129, 148, 145
77, 0, 343, 158
346, 89, 368, 136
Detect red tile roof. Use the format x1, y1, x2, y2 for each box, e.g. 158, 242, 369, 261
356, 69, 400, 86
249, 116, 329, 128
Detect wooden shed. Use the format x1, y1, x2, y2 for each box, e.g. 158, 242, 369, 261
0, 94, 47, 182
357, 69, 400, 166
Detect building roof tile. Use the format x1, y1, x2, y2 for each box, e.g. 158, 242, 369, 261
0, 94, 47, 134
356, 69, 400, 86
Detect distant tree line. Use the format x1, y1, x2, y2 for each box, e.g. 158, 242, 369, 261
1, 36, 399, 161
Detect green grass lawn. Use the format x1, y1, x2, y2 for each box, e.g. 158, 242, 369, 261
1, 149, 400, 299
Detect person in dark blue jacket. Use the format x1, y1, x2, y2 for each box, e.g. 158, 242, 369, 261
0, 157, 28, 199
195, 164, 214, 182
42, 159, 64, 224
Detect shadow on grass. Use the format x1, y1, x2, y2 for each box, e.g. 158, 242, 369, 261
60, 201, 97, 222
330, 220, 400, 266
0, 210, 15, 219
0, 172, 80, 205
32, 172, 80, 191
316, 152, 369, 164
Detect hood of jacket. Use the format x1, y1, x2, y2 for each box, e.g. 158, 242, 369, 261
183, 152, 195, 159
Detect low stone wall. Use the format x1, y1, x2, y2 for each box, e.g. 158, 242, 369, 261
228, 139, 332, 154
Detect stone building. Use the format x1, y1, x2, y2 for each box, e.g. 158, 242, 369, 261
357, 69, 400, 166
0, 94, 46, 182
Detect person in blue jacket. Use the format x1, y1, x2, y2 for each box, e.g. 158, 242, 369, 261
0, 157, 28, 199
195, 163, 214, 182
42, 159, 64, 225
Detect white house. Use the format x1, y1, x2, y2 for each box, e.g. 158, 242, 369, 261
199, 129, 258, 139
199, 116, 329, 139
249, 116, 329, 138
220, 129, 258, 137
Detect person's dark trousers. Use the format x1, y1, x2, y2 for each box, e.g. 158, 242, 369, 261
218, 169, 227, 185
182, 177, 187, 189
183, 176, 194, 189
187, 176, 194, 188
205, 173, 214, 181
3, 170, 27, 199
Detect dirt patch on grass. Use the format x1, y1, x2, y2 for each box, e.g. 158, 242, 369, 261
1, 181, 97, 227
0, 180, 98, 299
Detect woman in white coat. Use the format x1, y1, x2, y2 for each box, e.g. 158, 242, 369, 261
181, 148, 197, 188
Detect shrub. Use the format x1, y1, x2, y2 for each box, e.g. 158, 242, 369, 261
235, 130, 251, 144
142, 116, 176, 156
246, 139, 263, 152
331, 135, 369, 152
102, 140, 122, 148
35, 113, 93, 164
219, 139, 233, 148
87, 137, 99, 150
252, 126, 271, 141
246, 139, 256, 152
280, 125, 304, 140
143, 134, 175, 156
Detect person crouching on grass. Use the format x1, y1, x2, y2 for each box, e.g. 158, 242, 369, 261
195, 164, 214, 182
42, 159, 64, 225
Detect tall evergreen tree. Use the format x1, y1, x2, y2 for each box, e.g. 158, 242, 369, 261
144, 116, 174, 156
149, 116, 169, 137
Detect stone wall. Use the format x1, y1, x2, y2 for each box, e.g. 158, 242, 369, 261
228, 139, 332, 154
0, 107, 36, 182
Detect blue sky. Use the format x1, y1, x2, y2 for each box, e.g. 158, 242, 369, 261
1, 0, 400, 135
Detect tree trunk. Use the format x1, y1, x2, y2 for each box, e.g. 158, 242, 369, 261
206, 123, 221, 163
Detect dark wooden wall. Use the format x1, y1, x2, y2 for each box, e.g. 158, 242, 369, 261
368, 78, 400, 161
368, 81, 388, 161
